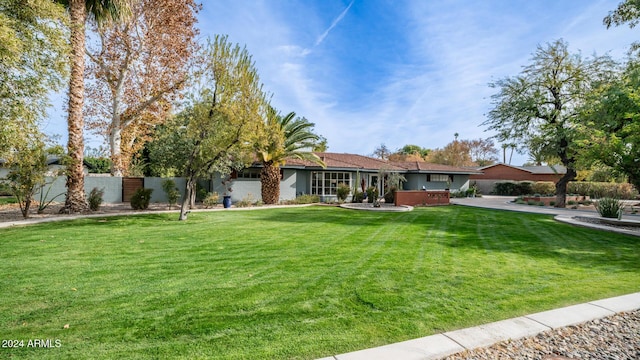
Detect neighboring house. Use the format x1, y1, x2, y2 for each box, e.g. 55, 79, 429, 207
469, 163, 567, 194
213, 152, 483, 203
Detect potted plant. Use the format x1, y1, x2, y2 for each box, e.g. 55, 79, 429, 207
221, 175, 233, 208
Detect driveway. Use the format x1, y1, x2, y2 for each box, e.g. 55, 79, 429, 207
450, 195, 640, 237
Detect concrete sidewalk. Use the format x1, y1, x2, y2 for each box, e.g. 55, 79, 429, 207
319, 292, 640, 360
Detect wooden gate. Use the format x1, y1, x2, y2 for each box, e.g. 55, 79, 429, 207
122, 177, 144, 202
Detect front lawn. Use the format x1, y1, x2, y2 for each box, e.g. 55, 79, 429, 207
1, 206, 638, 359
0, 196, 17, 205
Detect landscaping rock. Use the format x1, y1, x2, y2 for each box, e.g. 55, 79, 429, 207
444, 310, 640, 360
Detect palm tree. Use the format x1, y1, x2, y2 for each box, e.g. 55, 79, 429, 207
257, 111, 325, 204
57, 0, 130, 213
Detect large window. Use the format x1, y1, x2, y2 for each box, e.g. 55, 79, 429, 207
311, 172, 351, 196
427, 174, 450, 182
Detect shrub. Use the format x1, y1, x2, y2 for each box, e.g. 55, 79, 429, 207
527, 200, 537, 205
531, 182, 555, 196
196, 182, 209, 202
336, 183, 350, 202
131, 188, 153, 210
366, 186, 378, 203
493, 181, 533, 196
161, 179, 180, 209
352, 191, 364, 203
236, 193, 255, 208
287, 194, 320, 204
596, 198, 624, 219
0, 182, 12, 196
203, 192, 219, 208
383, 191, 395, 203
465, 187, 478, 197
88, 187, 104, 211
568, 182, 638, 199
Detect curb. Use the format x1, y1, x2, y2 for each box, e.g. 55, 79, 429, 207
319, 293, 640, 360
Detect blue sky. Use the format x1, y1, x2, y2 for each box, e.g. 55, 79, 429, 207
44, 0, 637, 165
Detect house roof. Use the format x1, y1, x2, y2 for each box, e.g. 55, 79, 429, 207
522, 165, 567, 174
393, 161, 483, 174
476, 163, 566, 175
285, 152, 403, 171
283, 152, 479, 174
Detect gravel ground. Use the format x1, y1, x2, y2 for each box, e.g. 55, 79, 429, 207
444, 310, 640, 360
574, 216, 640, 233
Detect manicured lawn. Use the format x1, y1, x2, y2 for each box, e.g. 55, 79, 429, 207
0, 196, 17, 205
1, 206, 638, 359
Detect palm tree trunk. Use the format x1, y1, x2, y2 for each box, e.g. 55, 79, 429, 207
61, 0, 89, 213
260, 161, 280, 205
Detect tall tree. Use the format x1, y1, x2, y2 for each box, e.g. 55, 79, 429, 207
425, 138, 474, 166
85, 0, 200, 176
389, 144, 431, 161
372, 143, 391, 160
580, 60, 640, 190
604, 0, 640, 54
465, 138, 499, 166
257, 109, 325, 204
56, 0, 131, 213
483, 39, 615, 207
0, 0, 68, 157
177, 35, 267, 221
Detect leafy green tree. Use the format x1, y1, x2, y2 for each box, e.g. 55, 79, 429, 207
145, 116, 191, 177
580, 60, 640, 190
3, 138, 48, 218
312, 135, 328, 152
483, 39, 615, 207
399, 144, 430, 157
177, 35, 267, 220
256, 109, 325, 204
388, 144, 430, 162
0, 0, 69, 158
56, 0, 131, 213
604, 0, 640, 54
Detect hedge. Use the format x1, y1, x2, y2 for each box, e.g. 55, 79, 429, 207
493, 181, 637, 199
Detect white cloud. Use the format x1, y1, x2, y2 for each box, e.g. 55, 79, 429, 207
42, 0, 638, 167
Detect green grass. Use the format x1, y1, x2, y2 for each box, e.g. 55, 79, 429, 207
1, 206, 638, 359
0, 196, 17, 205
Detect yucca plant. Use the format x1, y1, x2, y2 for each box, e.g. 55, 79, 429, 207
595, 197, 624, 219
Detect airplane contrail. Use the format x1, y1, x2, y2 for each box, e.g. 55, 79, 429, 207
314, 0, 355, 47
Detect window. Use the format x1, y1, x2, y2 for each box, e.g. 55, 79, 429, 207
237, 169, 261, 179
427, 174, 449, 182
311, 172, 351, 196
